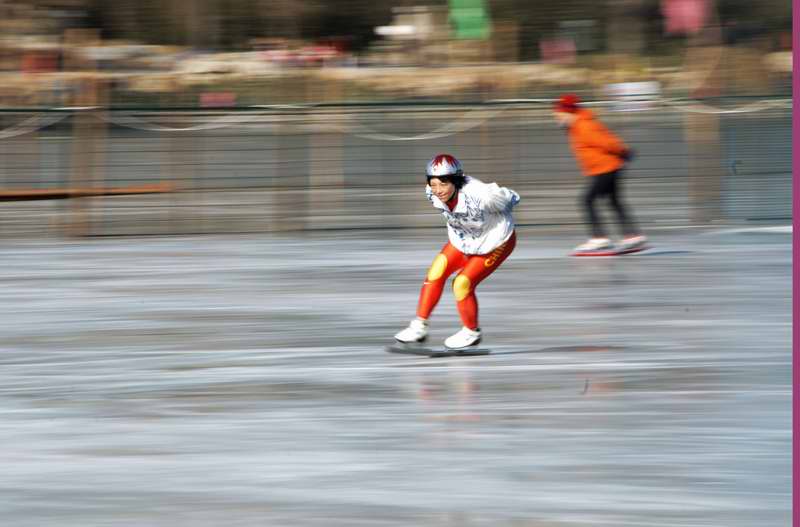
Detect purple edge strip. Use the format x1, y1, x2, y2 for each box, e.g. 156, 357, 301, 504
793, 0, 798, 523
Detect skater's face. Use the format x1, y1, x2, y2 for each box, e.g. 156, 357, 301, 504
428, 177, 457, 202
553, 111, 576, 128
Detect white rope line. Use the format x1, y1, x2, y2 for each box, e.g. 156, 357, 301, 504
51, 106, 100, 111
249, 104, 314, 110
659, 98, 791, 114
93, 104, 509, 140
0, 113, 69, 139
338, 107, 508, 141
493, 97, 792, 114
94, 103, 312, 132
483, 98, 555, 104
339, 99, 790, 140
764, 99, 793, 109
0, 97, 789, 140
94, 110, 278, 132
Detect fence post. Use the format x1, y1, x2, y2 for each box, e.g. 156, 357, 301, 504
271, 107, 303, 232
92, 79, 108, 233
685, 111, 723, 224
67, 79, 94, 237
161, 92, 198, 234
64, 28, 102, 237
307, 107, 344, 231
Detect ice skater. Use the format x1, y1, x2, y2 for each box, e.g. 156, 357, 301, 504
552, 93, 648, 255
394, 154, 520, 349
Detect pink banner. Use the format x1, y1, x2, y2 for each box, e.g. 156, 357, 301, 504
660, 0, 709, 35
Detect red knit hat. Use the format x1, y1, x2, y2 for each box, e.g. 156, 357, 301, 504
554, 93, 580, 113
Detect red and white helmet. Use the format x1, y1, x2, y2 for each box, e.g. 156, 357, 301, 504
425, 154, 463, 180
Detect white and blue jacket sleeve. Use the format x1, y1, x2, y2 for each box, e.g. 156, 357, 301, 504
426, 176, 520, 255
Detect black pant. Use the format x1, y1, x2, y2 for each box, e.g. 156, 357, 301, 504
582, 170, 638, 238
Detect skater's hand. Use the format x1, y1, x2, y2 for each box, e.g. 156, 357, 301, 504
620, 148, 635, 162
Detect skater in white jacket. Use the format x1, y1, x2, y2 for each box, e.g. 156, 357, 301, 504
394, 154, 520, 349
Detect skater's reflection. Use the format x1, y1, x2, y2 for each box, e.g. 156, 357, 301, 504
413, 370, 481, 428
572, 346, 625, 395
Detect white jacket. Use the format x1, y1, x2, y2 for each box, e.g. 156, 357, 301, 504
426, 176, 520, 255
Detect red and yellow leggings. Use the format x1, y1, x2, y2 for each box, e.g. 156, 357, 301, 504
416, 232, 516, 330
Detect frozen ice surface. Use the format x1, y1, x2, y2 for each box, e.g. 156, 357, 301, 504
0, 226, 790, 526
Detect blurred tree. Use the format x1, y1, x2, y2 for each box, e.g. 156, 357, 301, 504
85, 0, 392, 51
717, 0, 791, 46
489, 0, 608, 60
488, 0, 791, 60
78, 0, 791, 54
296, 0, 394, 51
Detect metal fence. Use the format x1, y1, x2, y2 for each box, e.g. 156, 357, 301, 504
0, 99, 791, 237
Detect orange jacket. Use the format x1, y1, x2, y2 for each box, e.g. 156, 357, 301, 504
567, 109, 628, 176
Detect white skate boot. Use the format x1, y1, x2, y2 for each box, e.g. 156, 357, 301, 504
574, 237, 614, 253
394, 318, 429, 344
617, 235, 648, 251
444, 327, 482, 350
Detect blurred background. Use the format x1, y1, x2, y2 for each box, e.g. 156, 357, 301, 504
0, 4, 791, 526
0, 0, 791, 237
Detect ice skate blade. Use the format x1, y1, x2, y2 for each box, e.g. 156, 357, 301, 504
386, 344, 491, 358
571, 245, 650, 257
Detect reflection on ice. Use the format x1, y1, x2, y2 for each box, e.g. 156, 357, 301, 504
0, 229, 790, 526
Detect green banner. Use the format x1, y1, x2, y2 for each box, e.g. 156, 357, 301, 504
449, 0, 491, 40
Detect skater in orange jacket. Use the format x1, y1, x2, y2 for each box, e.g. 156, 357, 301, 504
553, 94, 647, 254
